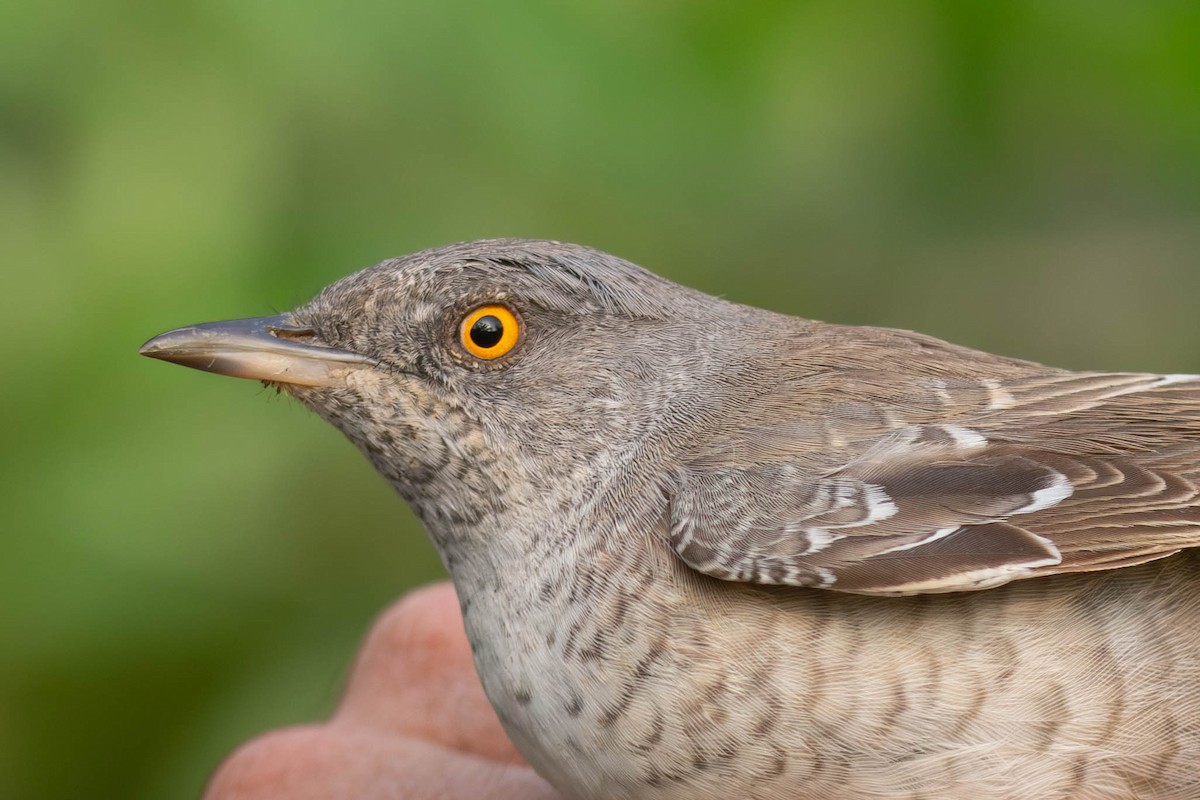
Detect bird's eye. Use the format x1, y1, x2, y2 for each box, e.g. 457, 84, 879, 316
459, 304, 521, 360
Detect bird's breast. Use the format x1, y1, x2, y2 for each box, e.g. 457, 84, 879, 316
455, 527, 1200, 800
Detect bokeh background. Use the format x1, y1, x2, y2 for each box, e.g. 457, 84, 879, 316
3, 2, 1199, 797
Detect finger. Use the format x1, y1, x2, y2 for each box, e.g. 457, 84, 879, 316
335, 582, 525, 764
203, 723, 560, 800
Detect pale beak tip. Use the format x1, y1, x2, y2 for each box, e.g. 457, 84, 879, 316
139, 329, 193, 358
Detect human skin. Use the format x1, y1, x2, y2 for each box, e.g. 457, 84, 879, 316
204, 583, 561, 800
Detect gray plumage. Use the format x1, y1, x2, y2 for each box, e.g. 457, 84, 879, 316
143, 239, 1200, 799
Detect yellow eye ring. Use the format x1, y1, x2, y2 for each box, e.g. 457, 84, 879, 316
459, 304, 521, 360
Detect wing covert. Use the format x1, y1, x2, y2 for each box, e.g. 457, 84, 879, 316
667, 373, 1200, 595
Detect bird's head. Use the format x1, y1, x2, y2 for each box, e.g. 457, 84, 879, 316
141, 240, 748, 548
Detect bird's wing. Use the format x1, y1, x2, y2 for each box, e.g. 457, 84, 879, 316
667, 371, 1200, 595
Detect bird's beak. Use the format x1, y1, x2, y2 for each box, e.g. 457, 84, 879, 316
139, 315, 373, 388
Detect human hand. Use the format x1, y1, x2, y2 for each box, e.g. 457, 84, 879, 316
204, 583, 562, 799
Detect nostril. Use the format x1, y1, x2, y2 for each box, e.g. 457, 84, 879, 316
268, 325, 319, 342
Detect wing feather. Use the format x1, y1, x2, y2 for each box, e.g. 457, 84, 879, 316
667, 372, 1200, 595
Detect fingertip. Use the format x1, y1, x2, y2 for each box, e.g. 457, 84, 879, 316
361, 581, 469, 665
335, 582, 526, 764
204, 724, 557, 800
203, 724, 336, 799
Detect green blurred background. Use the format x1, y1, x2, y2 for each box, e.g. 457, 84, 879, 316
3, 1, 1199, 797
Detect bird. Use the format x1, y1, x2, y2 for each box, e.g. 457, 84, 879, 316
140, 239, 1200, 800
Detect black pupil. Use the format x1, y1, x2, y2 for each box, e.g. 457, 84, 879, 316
469, 315, 504, 349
